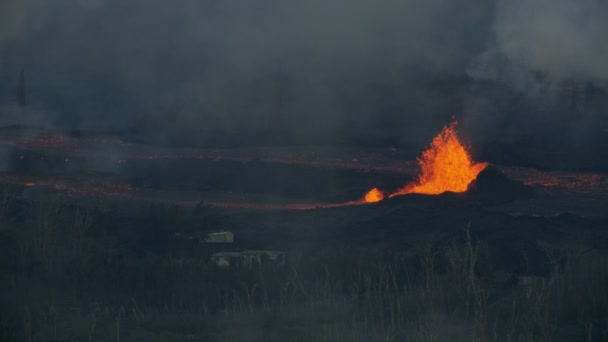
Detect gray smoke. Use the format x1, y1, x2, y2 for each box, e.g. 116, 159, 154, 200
0, 0, 606, 144
468, 0, 608, 90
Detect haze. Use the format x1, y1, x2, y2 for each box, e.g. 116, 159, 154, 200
1, 0, 607, 146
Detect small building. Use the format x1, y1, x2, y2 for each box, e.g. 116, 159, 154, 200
210, 252, 242, 268
241, 250, 286, 267
209, 250, 286, 268
204, 231, 234, 243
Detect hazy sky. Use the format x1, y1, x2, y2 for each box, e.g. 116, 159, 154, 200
0, 0, 606, 144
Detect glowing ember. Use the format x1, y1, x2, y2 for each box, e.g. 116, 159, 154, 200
390, 121, 487, 196
364, 187, 384, 203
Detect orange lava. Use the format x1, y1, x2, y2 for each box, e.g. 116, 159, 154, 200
389, 121, 487, 196
364, 187, 384, 203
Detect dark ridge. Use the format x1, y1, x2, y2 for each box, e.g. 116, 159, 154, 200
467, 165, 533, 203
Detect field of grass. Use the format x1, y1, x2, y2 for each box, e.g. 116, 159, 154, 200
1, 185, 607, 341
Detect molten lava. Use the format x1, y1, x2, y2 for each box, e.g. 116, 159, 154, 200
390, 121, 487, 196
364, 187, 384, 203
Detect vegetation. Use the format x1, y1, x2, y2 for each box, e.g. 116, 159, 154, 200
0, 190, 607, 341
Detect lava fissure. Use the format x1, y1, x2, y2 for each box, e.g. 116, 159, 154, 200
364, 120, 487, 202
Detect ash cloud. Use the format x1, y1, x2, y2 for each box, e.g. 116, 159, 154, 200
468, 0, 608, 91
463, 0, 608, 150
0, 0, 607, 146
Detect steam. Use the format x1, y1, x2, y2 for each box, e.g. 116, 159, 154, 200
0, 0, 606, 143
468, 0, 608, 90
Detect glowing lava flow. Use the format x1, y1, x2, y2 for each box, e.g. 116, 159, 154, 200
391, 121, 487, 196
364, 187, 384, 203
362, 121, 487, 201
2, 122, 489, 210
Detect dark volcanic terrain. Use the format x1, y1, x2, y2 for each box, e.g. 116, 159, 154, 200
1, 127, 608, 341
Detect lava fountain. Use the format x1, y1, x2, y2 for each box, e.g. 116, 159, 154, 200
392, 121, 487, 196
364, 187, 384, 203
364, 121, 487, 201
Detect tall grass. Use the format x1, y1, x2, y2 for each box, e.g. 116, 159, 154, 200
1, 194, 607, 341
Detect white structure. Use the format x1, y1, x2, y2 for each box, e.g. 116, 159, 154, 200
209, 250, 286, 268
241, 250, 286, 267
204, 231, 234, 243
210, 252, 241, 268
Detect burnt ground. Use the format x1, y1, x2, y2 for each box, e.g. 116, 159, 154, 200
1, 128, 608, 341
212, 173, 606, 277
